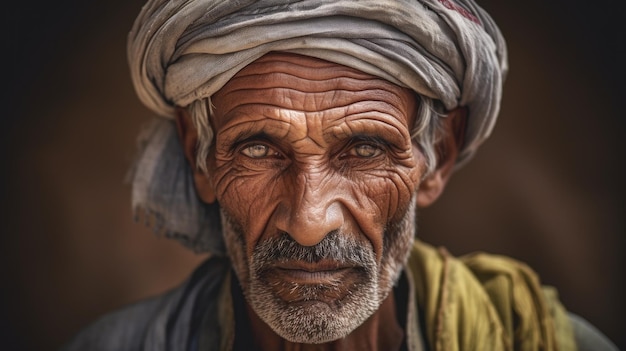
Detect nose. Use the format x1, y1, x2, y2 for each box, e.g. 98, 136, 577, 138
275, 172, 344, 247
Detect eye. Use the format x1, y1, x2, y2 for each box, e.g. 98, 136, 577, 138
348, 143, 383, 158
241, 143, 278, 158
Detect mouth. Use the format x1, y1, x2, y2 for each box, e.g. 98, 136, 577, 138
259, 260, 363, 303
272, 266, 355, 284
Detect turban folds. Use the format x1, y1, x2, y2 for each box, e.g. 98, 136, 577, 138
127, 0, 507, 253
129, 0, 507, 163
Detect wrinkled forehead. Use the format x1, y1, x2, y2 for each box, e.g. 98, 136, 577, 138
210, 52, 418, 131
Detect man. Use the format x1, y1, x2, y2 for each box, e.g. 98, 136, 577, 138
63, 0, 618, 350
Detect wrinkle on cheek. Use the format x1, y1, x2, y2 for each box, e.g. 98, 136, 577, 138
216, 168, 283, 251
245, 182, 282, 252
217, 174, 251, 210
388, 168, 421, 218
213, 160, 268, 206
365, 177, 401, 224
343, 182, 386, 259
213, 161, 244, 196
350, 169, 417, 236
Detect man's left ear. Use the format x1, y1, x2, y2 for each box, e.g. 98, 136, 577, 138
416, 107, 467, 208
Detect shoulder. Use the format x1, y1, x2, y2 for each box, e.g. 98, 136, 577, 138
569, 313, 619, 351
459, 252, 619, 350
60, 290, 177, 351
406, 241, 618, 350
60, 256, 230, 351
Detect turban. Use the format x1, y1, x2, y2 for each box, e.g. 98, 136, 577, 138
126, 0, 508, 253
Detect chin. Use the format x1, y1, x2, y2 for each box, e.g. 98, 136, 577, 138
220, 197, 416, 343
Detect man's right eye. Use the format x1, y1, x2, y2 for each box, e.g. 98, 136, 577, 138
241, 144, 273, 158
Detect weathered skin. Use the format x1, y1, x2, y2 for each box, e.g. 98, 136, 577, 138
176, 52, 464, 351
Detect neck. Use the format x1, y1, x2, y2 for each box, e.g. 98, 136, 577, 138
245, 293, 404, 351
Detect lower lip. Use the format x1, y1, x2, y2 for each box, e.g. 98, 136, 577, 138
260, 267, 363, 303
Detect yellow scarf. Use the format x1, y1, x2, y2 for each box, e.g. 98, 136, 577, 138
407, 241, 577, 351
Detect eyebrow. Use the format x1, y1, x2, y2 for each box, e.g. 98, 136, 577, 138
227, 131, 275, 151
325, 118, 410, 150
348, 134, 393, 146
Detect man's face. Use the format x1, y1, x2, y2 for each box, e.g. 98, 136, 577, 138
206, 53, 427, 343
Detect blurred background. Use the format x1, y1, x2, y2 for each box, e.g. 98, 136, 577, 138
1, 0, 623, 350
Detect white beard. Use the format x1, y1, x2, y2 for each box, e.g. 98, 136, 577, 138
220, 197, 416, 344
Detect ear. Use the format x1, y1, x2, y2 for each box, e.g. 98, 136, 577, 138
416, 107, 467, 208
175, 106, 217, 204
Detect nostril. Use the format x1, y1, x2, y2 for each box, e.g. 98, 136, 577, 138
284, 202, 344, 247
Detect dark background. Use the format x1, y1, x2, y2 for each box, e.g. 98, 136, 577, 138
2, 1, 624, 350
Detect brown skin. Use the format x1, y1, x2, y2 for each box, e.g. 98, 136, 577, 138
176, 53, 465, 351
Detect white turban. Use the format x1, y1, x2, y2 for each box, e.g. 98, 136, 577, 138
126, 0, 508, 253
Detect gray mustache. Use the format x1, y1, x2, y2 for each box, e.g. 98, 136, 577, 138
251, 231, 376, 267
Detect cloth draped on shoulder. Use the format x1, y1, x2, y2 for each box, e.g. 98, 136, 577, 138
126, 0, 507, 253
407, 241, 577, 351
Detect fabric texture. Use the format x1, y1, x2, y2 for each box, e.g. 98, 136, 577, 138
60, 241, 614, 351
126, 0, 507, 253
407, 241, 578, 351
127, 118, 224, 253
128, 0, 507, 156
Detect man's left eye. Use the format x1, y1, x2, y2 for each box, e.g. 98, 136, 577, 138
349, 143, 383, 158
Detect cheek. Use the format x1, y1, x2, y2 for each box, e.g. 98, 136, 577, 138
212, 159, 283, 250
360, 148, 423, 219
354, 167, 420, 223
343, 163, 421, 260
